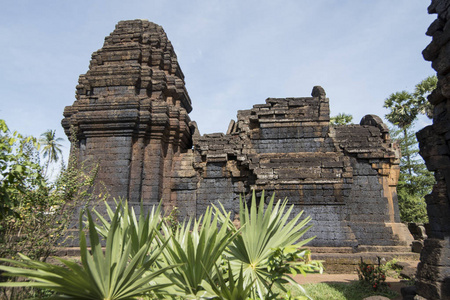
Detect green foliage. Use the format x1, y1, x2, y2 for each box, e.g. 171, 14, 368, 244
164, 206, 181, 233
0, 201, 175, 299
0, 120, 104, 299
384, 91, 417, 129
0, 119, 43, 220
158, 206, 238, 298
384, 75, 437, 128
201, 262, 254, 300
268, 246, 322, 281
222, 191, 321, 299
390, 126, 433, 193
92, 199, 163, 258
412, 75, 437, 119
330, 113, 353, 125
357, 259, 390, 292
298, 282, 397, 300
266, 246, 322, 299
39, 129, 64, 176
388, 126, 432, 223
380, 258, 402, 279
0, 192, 319, 299
0, 132, 100, 258
397, 190, 428, 224
384, 76, 437, 223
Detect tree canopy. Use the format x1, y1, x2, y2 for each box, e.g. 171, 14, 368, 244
39, 129, 64, 175
383, 75, 437, 223
384, 75, 437, 128
330, 113, 353, 125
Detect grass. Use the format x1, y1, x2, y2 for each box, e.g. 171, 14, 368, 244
274, 281, 398, 300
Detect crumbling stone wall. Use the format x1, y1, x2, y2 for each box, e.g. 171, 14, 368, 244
416, 1, 450, 298
178, 91, 410, 248
62, 19, 412, 250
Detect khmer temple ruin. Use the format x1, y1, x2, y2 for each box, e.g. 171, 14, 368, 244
62, 20, 413, 250
416, 0, 450, 298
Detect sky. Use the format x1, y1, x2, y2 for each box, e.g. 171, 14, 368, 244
0, 0, 437, 163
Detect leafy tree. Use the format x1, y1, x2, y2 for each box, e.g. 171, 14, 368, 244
0, 120, 103, 299
389, 126, 432, 223
330, 113, 353, 125
413, 75, 437, 118
384, 75, 437, 128
383, 75, 437, 223
397, 189, 428, 224
39, 129, 64, 176
0, 120, 43, 220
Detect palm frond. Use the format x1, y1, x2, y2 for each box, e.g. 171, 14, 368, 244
0, 201, 175, 299
222, 191, 315, 299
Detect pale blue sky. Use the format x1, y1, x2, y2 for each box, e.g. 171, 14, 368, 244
0, 0, 436, 162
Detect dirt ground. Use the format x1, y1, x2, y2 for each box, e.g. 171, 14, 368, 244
292, 273, 407, 300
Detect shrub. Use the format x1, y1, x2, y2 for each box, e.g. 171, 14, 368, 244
357, 258, 390, 291
157, 206, 238, 298
219, 191, 322, 299
0, 121, 103, 299
0, 192, 320, 299
201, 261, 254, 300
397, 190, 428, 224
0, 201, 176, 300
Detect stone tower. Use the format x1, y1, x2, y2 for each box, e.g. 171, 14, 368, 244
63, 19, 413, 250
416, 1, 450, 298
62, 20, 193, 208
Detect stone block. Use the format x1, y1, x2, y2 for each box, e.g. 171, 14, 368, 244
412, 240, 424, 253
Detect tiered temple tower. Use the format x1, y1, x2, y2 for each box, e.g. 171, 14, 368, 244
62, 20, 193, 209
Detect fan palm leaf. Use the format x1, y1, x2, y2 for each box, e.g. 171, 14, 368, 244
219, 191, 315, 299
0, 201, 176, 299
157, 206, 238, 298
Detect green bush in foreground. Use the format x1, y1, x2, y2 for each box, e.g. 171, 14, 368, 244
357, 259, 390, 292
158, 206, 238, 298
0, 193, 320, 299
0, 202, 175, 299
201, 262, 254, 300
0, 120, 104, 299
221, 191, 322, 299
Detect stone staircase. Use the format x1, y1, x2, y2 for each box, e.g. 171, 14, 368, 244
309, 246, 419, 273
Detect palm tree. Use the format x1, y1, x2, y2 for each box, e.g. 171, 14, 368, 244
40, 130, 64, 176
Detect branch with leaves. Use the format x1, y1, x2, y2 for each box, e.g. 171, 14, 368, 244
383, 76, 437, 223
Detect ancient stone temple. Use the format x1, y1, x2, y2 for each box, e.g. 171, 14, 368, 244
62, 20, 412, 249
416, 1, 450, 298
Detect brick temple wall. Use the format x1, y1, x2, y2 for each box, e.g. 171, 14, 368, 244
62, 19, 412, 250
173, 91, 409, 248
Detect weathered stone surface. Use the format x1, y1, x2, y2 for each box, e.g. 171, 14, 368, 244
401, 285, 418, 300
62, 20, 192, 208
412, 240, 424, 253
416, 1, 450, 298
62, 20, 412, 250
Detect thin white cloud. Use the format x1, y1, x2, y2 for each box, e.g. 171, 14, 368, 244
0, 0, 437, 161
